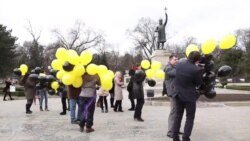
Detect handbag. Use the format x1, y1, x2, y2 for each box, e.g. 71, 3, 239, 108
9, 85, 16, 92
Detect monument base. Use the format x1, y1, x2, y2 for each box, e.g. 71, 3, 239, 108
151, 50, 172, 68
144, 50, 172, 97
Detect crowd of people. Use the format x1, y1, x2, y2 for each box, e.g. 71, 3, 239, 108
2, 50, 203, 141
9, 65, 146, 133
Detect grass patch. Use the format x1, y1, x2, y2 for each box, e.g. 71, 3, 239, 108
226, 85, 250, 91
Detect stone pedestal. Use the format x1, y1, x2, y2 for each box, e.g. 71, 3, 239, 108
151, 50, 172, 69
144, 50, 172, 97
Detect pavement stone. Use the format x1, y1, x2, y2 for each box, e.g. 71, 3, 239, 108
1, 90, 250, 141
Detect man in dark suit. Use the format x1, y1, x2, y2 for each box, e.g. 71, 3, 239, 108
172, 51, 203, 141
164, 54, 178, 138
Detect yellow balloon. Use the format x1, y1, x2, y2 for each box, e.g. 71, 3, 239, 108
86, 63, 97, 75
20, 64, 28, 74
146, 69, 155, 79
97, 65, 108, 75
21, 70, 26, 76
51, 81, 59, 90
141, 60, 150, 69
51, 59, 64, 70
155, 70, 165, 79
80, 50, 93, 65
186, 44, 199, 57
151, 61, 162, 70
73, 64, 85, 76
219, 34, 237, 50
72, 77, 83, 88
100, 74, 113, 90
67, 49, 80, 65
56, 70, 65, 79
201, 39, 217, 55
62, 73, 75, 85
106, 70, 115, 79
56, 47, 67, 61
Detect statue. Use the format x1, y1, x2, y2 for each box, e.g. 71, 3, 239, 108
155, 7, 168, 49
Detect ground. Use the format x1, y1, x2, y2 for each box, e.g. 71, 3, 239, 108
0, 90, 250, 141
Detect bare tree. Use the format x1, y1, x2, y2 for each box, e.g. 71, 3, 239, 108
52, 21, 104, 53
16, 21, 45, 69
127, 17, 159, 60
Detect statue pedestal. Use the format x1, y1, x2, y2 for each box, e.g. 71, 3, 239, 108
151, 50, 171, 69
145, 50, 171, 97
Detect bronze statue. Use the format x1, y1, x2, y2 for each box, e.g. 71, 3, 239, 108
155, 8, 168, 49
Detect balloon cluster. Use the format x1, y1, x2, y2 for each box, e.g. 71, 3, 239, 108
13, 64, 28, 76
51, 48, 114, 91
140, 60, 165, 87
186, 34, 236, 99
28, 67, 59, 95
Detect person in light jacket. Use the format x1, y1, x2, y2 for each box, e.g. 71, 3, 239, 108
114, 71, 124, 112
79, 73, 101, 133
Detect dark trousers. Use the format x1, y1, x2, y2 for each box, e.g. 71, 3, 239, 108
129, 98, 135, 109
134, 98, 144, 118
26, 99, 33, 112
3, 92, 12, 100
79, 97, 96, 128
172, 96, 196, 141
100, 96, 108, 110
110, 93, 114, 107
61, 97, 67, 113
114, 100, 122, 111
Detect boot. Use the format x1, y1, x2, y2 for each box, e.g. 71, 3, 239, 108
26, 104, 32, 114
40, 106, 44, 111
86, 127, 95, 133
110, 98, 114, 107
3, 95, 7, 101
45, 106, 49, 111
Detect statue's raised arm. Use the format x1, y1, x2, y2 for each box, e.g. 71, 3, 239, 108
164, 12, 168, 27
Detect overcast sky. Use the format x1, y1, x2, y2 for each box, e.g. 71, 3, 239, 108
1, 0, 250, 52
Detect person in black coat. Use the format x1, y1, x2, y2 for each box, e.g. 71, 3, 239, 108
133, 69, 146, 122
3, 77, 13, 101
172, 51, 203, 141
127, 69, 135, 111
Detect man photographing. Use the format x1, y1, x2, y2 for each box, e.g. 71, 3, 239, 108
172, 51, 203, 141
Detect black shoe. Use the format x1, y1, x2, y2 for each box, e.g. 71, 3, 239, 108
114, 109, 117, 112
10, 98, 14, 100
128, 108, 135, 111
134, 118, 144, 122
182, 137, 190, 141
3, 99, 7, 101
60, 112, 66, 115
118, 110, 124, 112
167, 133, 173, 138
26, 110, 32, 114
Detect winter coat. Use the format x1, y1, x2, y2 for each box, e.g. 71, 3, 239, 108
20, 74, 36, 100
114, 76, 124, 100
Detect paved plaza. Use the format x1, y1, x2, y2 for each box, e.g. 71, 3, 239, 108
0, 90, 250, 141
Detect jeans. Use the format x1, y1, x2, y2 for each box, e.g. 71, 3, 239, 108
39, 89, 48, 108
70, 98, 80, 121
